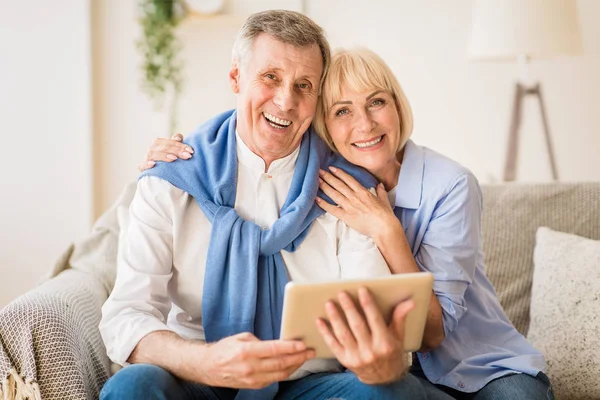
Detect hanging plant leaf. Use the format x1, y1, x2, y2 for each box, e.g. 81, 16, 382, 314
137, 0, 185, 134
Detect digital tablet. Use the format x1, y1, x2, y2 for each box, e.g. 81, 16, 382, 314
280, 272, 434, 358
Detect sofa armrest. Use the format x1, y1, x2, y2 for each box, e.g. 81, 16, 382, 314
0, 269, 110, 400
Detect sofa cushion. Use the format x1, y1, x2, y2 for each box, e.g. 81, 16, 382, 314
480, 183, 600, 335
528, 227, 600, 400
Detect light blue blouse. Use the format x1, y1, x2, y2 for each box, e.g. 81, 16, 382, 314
394, 140, 546, 392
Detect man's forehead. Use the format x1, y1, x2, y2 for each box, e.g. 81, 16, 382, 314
249, 35, 323, 76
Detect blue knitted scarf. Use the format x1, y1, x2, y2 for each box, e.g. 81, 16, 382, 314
140, 109, 376, 398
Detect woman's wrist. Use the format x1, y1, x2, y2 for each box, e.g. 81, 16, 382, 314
372, 217, 403, 248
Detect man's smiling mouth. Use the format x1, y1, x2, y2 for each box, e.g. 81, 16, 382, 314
263, 112, 292, 129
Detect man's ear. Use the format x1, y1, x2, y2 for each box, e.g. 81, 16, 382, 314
229, 60, 240, 94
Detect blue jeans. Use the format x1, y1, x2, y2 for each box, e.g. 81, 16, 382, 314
100, 364, 428, 400
413, 372, 555, 400
410, 353, 555, 400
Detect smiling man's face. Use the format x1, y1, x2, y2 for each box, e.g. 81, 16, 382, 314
229, 33, 323, 169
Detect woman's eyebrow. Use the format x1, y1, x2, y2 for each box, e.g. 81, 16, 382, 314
366, 90, 384, 100
331, 100, 352, 107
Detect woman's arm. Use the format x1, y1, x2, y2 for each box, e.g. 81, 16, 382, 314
316, 167, 445, 351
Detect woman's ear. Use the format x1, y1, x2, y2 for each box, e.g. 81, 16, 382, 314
229, 60, 240, 94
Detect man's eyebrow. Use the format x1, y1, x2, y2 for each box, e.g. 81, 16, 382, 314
366, 90, 384, 100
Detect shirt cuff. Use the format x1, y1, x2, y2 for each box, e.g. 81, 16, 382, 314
104, 313, 175, 366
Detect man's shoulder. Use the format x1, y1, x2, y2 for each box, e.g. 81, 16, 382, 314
136, 175, 192, 203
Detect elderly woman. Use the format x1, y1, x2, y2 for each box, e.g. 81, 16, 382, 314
141, 48, 554, 399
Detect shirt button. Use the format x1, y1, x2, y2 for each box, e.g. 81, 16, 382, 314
422, 354, 428, 359
458, 382, 465, 388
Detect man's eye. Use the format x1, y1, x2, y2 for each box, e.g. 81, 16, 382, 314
266, 74, 277, 80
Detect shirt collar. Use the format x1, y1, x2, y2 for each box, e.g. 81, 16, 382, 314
394, 139, 424, 209
235, 131, 300, 174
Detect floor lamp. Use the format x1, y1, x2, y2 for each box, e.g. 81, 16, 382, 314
467, 0, 583, 182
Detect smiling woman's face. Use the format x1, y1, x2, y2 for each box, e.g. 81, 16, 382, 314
325, 87, 401, 177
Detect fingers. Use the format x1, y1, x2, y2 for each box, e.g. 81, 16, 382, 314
327, 166, 366, 193
357, 287, 388, 338
144, 135, 194, 165
318, 175, 350, 208
319, 169, 355, 202
337, 291, 371, 344
256, 349, 315, 373
324, 300, 358, 350
316, 318, 344, 355
242, 339, 307, 358
320, 168, 379, 211
389, 299, 414, 340
375, 183, 391, 206
138, 160, 156, 172
314, 196, 345, 220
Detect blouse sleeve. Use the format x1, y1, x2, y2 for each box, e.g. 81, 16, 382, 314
414, 173, 483, 337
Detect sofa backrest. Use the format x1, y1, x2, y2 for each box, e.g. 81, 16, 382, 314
480, 182, 600, 335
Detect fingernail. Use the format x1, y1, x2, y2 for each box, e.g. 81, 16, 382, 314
318, 169, 325, 176
147, 161, 155, 166
315, 197, 322, 203
186, 147, 194, 153
329, 166, 338, 172
307, 350, 316, 358
182, 151, 192, 159
167, 154, 177, 161
295, 341, 306, 351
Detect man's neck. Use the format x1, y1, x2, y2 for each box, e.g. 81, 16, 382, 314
235, 131, 299, 173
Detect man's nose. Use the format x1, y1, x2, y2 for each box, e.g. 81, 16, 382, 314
273, 86, 297, 112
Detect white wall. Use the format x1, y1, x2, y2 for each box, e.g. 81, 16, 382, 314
0, 0, 93, 307
93, 0, 600, 219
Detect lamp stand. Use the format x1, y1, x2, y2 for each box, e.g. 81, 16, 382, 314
503, 82, 559, 182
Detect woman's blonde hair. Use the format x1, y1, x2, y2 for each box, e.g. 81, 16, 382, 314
314, 48, 413, 152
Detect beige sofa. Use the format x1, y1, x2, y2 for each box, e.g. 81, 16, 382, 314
1, 182, 599, 399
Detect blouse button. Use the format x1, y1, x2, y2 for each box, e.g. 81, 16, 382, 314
458, 382, 465, 389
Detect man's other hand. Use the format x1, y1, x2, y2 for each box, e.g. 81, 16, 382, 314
200, 332, 315, 389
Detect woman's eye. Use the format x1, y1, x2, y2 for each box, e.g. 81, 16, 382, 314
370, 99, 385, 107
335, 108, 349, 117
266, 73, 277, 80
298, 83, 310, 90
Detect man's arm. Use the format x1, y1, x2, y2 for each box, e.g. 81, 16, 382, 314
100, 177, 314, 388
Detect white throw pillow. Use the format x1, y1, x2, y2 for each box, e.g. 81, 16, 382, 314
528, 227, 600, 400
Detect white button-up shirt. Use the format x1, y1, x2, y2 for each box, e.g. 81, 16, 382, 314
100, 134, 390, 377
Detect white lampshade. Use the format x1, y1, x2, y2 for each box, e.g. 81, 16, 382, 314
468, 0, 583, 61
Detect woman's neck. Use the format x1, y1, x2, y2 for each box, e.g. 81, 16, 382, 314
371, 150, 405, 191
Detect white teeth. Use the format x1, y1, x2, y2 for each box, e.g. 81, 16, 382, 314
263, 112, 292, 127
353, 136, 383, 148
268, 122, 285, 130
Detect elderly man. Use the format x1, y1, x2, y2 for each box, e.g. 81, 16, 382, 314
99, 10, 426, 400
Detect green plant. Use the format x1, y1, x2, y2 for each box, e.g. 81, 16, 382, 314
138, 0, 185, 135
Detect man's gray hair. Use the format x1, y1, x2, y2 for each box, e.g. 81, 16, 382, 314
232, 10, 331, 87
